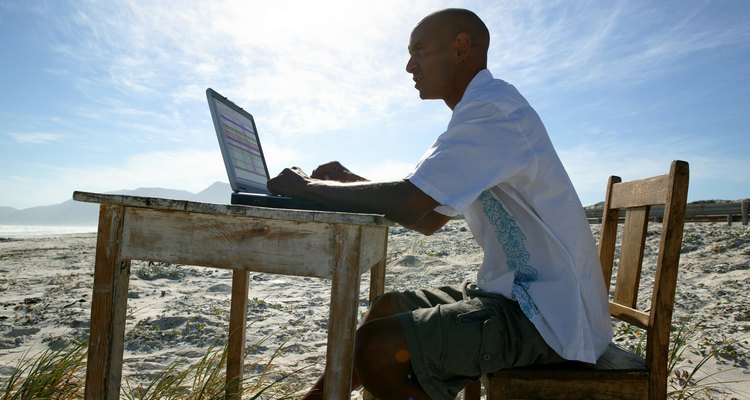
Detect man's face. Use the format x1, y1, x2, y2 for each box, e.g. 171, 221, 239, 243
406, 21, 457, 101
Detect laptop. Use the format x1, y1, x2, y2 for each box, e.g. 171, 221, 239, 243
206, 88, 331, 211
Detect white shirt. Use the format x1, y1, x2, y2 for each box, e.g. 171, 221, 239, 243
406, 69, 612, 363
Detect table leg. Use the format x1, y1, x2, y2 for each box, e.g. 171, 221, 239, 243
226, 269, 250, 399
85, 205, 131, 400
368, 230, 388, 304
362, 231, 388, 400
323, 226, 363, 399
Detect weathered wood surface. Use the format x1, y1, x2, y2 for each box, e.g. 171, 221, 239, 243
76, 191, 391, 400
598, 175, 622, 293
587, 199, 748, 225
609, 302, 650, 329
614, 206, 649, 308
489, 344, 646, 375
646, 161, 689, 400
610, 174, 670, 209
73, 191, 390, 226
226, 270, 249, 400
324, 225, 363, 398
362, 239, 388, 400
84, 205, 131, 400
118, 206, 387, 279
493, 379, 648, 400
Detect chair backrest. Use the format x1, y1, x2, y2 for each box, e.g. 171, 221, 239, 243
597, 160, 689, 395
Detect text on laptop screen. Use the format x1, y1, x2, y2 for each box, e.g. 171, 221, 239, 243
214, 101, 267, 186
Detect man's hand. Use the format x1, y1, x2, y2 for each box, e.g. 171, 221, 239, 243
311, 161, 367, 183
268, 164, 449, 234
267, 166, 311, 198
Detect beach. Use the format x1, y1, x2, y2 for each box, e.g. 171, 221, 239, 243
1, 220, 748, 399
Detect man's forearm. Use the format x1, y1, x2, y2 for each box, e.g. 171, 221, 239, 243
302, 179, 437, 226
267, 167, 445, 228
401, 210, 452, 235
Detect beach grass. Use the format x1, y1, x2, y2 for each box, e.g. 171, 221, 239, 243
1, 340, 86, 400
666, 322, 748, 400
615, 319, 748, 399
3, 321, 746, 399
1, 337, 304, 400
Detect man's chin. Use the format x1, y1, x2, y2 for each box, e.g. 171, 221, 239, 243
417, 90, 436, 100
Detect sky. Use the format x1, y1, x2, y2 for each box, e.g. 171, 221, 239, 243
1, 0, 748, 210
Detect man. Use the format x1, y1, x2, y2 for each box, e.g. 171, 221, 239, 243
268, 8, 612, 400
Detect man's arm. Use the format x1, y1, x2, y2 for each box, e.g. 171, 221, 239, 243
267, 166, 450, 235
401, 211, 452, 236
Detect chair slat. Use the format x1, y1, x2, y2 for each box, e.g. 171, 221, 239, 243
613, 206, 649, 308
594, 344, 647, 371
610, 302, 649, 329
490, 345, 646, 377
499, 379, 648, 400
599, 176, 622, 292
609, 174, 669, 209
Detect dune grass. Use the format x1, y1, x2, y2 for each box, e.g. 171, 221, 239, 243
665, 322, 747, 400
1, 340, 86, 400
1, 337, 305, 400
3, 319, 746, 399
617, 319, 747, 400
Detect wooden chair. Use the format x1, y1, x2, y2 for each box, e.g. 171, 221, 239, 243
464, 160, 689, 400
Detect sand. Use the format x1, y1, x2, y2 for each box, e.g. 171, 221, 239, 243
0, 220, 748, 399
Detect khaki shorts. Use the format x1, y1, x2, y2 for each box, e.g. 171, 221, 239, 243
393, 283, 563, 400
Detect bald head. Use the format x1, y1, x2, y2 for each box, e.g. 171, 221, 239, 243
406, 9, 490, 108
416, 8, 490, 67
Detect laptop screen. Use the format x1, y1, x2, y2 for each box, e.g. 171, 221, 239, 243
207, 88, 270, 194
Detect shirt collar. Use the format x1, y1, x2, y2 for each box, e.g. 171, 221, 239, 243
455, 69, 493, 110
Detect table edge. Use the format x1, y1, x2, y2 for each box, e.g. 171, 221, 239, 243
73, 191, 393, 226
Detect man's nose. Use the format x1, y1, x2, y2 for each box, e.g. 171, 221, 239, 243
405, 56, 417, 73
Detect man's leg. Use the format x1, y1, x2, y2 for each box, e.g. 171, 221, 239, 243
354, 315, 430, 400
301, 292, 408, 399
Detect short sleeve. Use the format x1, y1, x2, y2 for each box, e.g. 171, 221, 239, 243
433, 204, 460, 217
407, 101, 537, 212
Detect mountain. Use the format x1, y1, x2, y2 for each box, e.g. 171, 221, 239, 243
190, 181, 233, 204
0, 206, 19, 219
0, 182, 233, 227
110, 187, 196, 200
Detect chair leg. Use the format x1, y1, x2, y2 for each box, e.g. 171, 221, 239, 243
487, 376, 510, 400
464, 380, 482, 399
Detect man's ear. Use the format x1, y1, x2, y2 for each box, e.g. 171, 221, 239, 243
455, 32, 471, 61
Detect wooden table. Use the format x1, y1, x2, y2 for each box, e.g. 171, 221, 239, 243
73, 191, 391, 399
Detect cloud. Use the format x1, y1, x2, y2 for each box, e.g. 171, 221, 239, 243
558, 133, 750, 205
489, 2, 750, 94
0, 149, 226, 209
7, 132, 63, 144
53, 149, 226, 195
211, 2, 426, 136
357, 159, 416, 182
44, 1, 434, 141
6, 1, 746, 210
260, 142, 302, 177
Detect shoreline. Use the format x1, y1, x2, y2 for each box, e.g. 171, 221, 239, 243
0, 225, 97, 239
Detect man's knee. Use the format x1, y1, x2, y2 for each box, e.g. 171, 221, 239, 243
366, 291, 402, 321
353, 321, 379, 379
354, 317, 410, 381
354, 319, 391, 369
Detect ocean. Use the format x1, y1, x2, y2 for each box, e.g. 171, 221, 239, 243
0, 225, 97, 238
